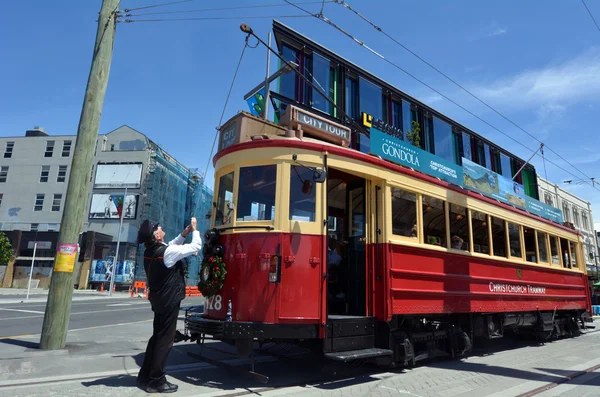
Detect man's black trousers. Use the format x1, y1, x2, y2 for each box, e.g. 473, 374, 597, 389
138, 302, 180, 385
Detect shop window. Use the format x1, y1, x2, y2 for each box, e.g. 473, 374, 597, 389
391, 188, 417, 238
508, 222, 522, 258
471, 210, 490, 254
491, 217, 507, 257
289, 165, 316, 222
215, 172, 234, 226
550, 235, 560, 265
432, 117, 454, 163
422, 195, 446, 247
237, 165, 277, 222
537, 231, 549, 263
449, 203, 468, 250
523, 227, 536, 262
569, 241, 578, 268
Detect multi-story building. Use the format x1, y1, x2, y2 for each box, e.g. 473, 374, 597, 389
537, 176, 597, 276
0, 126, 212, 288
267, 21, 540, 200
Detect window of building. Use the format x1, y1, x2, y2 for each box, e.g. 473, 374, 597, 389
484, 144, 492, 170
62, 140, 72, 157
537, 231, 549, 263
402, 100, 414, 140
34, 194, 44, 211
45, 140, 54, 157
57, 165, 67, 182
573, 207, 580, 227
544, 192, 553, 206
0, 166, 8, 183
471, 210, 490, 254
491, 217, 507, 257
52, 194, 62, 212
289, 165, 316, 222
40, 165, 50, 182
569, 241, 578, 268
345, 76, 359, 120
550, 235, 560, 265
31, 223, 39, 232
0, 193, 3, 208
4, 141, 14, 158
523, 227, 536, 262
462, 132, 472, 162
508, 222, 522, 258
391, 188, 417, 238
280, 45, 300, 102
422, 195, 446, 247
215, 172, 234, 226
583, 213, 589, 230
449, 203, 469, 250
307, 53, 332, 115
110, 144, 115, 151
391, 100, 402, 136
432, 117, 455, 163
500, 153, 512, 178
237, 165, 277, 222
563, 203, 570, 223
47, 223, 59, 232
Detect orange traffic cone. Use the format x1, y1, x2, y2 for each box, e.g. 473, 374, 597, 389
99, 283, 104, 292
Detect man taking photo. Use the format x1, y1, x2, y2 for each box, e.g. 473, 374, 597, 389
136, 217, 202, 393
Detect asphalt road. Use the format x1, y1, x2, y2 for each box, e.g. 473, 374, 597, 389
0, 296, 204, 338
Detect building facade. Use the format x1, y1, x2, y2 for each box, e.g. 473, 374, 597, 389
268, 21, 539, 199
0, 126, 212, 288
537, 176, 597, 276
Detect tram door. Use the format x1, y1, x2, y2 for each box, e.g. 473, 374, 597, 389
326, 169, 367, 316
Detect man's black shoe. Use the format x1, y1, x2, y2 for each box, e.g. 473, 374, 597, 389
145, 381, 178, 393
136, 377, 149, 388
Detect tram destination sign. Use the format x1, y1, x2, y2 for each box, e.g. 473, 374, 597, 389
280, 105, 351, 147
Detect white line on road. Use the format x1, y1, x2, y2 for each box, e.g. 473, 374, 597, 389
105, 303, 133, 307
0, 308, 45, 314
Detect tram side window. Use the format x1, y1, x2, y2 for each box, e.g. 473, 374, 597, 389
559, 238, 571, 268
569, 241, 578, 268
549, 235, 560, 265
523, 227, 536, 263
237, 165, 277, 222
508, 222, 522, 258
289, 165, 316, 222
537, 231, 549, 263
215, 172, 234, 226
448, 203, 468, 250
391, 188, 417, 238
491, 217, 507, 257
422, 195, 446, 247
471, 211, 490, 254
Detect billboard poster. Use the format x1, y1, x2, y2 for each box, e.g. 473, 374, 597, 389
370, 127, 463, 186
94, 163, 143, 188
89, 194, 138, 220
90, 257, 135, 283
463, 158, 526, 208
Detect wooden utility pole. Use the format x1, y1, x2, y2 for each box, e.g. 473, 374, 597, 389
40, 0, 120, 350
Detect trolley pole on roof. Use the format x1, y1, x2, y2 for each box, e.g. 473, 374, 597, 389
263, 32, 272, 121
512, 143, 544, 181
40, 0, 120, 350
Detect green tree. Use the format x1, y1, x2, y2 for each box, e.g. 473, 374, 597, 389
406, 120, 421, 148
0, 232, 12, 266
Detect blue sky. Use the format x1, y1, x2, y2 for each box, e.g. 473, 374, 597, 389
2, 0, 600, 230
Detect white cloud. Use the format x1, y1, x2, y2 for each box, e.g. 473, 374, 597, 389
473, 48, 600, 109
489, 26, 507, 37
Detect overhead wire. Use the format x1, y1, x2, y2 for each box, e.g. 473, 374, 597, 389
122, 14, 312, 23
581, 0, 600, 33
124, 0, 197, 12
124, 0, 335, 17
335, 0, 599, 190
284, 1, 600, 192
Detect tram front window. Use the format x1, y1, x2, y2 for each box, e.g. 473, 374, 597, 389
237, 165, 277, 222
215, 172, 234, 226
289, 165, 316, 222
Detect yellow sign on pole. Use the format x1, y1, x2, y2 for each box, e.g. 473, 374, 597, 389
54, 244, 77, 273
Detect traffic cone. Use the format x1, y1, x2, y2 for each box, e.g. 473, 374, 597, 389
99, 283, 104, 292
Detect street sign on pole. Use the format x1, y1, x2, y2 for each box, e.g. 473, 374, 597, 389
109, 187, 127, 296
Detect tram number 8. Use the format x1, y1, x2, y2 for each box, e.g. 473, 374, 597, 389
206, 295, 222, 311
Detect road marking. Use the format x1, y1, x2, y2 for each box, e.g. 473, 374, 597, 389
105, 303, 133, 307
0, 308, 45, 314
0, 315, 42, 321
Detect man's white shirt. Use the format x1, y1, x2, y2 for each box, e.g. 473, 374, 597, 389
162, 231, 202, 268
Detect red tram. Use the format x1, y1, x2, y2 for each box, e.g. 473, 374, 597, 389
185, 110, 592, 369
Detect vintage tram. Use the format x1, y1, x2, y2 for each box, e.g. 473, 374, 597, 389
185, 109, 592, 371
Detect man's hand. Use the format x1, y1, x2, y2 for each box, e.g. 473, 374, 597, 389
191, 217, 197, 231
181, 224, 193, 237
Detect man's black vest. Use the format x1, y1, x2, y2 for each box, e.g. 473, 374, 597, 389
144, 243, 185, 314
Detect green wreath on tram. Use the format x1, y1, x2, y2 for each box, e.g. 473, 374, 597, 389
198, 255, 227, 298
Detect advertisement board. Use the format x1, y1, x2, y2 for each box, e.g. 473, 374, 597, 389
89, 194, 138, 220
89, 257, 135, 284
94, 163, 143, 189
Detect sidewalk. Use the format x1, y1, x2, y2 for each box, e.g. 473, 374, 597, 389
0, 288, 132, 304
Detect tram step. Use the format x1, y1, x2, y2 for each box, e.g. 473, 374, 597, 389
327, 316, 375, 338
325, 348, 393, 362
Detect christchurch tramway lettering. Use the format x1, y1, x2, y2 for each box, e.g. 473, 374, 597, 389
489, 282, 546, 294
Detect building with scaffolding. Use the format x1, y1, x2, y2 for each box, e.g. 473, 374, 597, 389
0, 125, 213, 289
